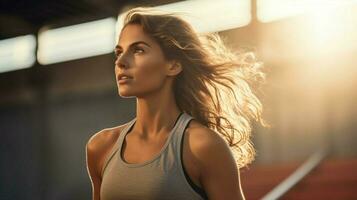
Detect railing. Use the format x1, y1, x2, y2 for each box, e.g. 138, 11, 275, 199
261, 146, 329, 200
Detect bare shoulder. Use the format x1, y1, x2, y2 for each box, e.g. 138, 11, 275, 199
85, 122, 130, 176
185, 119, 232, 162
85, 123, 131, 200
86, 123, 127, 150
186, 120, 245, 200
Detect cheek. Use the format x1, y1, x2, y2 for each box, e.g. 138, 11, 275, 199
134, 59, 166, 86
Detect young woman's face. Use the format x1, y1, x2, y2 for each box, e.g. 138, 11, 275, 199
114, 24, 172, 98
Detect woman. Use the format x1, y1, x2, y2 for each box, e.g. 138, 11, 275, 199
86, 6, 268, 200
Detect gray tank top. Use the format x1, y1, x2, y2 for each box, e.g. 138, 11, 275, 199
100, 112, 208, 200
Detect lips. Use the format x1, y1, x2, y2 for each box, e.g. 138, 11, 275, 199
117, 73, 133, 84
117, 74, 133, 81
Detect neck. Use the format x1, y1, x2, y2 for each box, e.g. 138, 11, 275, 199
132, 88, 182, 139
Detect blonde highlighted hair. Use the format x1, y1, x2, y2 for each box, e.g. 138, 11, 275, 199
119, 6, 270, 168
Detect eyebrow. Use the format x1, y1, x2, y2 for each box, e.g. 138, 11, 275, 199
115, 41, 151, 50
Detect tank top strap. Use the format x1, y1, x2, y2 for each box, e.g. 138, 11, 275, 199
173, 112, 194, 149
177, 112, 194, 135
101, 118, 136, 178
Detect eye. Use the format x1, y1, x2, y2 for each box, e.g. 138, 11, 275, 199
134, 48, 144, 54
114, 51, 122, 57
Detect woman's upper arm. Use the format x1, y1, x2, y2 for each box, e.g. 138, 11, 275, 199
193, 129, 246, 200
86, 130, 107, 200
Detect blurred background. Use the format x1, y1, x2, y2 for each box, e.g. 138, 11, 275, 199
0, 0, 356, 199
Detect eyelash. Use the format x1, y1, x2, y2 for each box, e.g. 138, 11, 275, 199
115, 48, 144, 57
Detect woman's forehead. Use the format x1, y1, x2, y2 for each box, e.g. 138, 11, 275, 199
117, 24, 154, 48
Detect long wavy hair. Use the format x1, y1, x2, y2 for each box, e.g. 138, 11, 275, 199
119, 7, 270, 168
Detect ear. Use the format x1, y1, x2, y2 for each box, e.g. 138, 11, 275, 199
166, 61, 183, 77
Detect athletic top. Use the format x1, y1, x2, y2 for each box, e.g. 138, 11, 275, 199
100, 112, 209, 200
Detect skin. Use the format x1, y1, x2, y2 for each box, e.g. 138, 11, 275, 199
85, 24, 245, 200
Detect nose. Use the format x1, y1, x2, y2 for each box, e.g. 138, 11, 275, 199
115, 55, 129, 69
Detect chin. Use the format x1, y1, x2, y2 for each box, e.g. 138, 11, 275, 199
118, 89, 135, 98
118, 91, 133, 98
